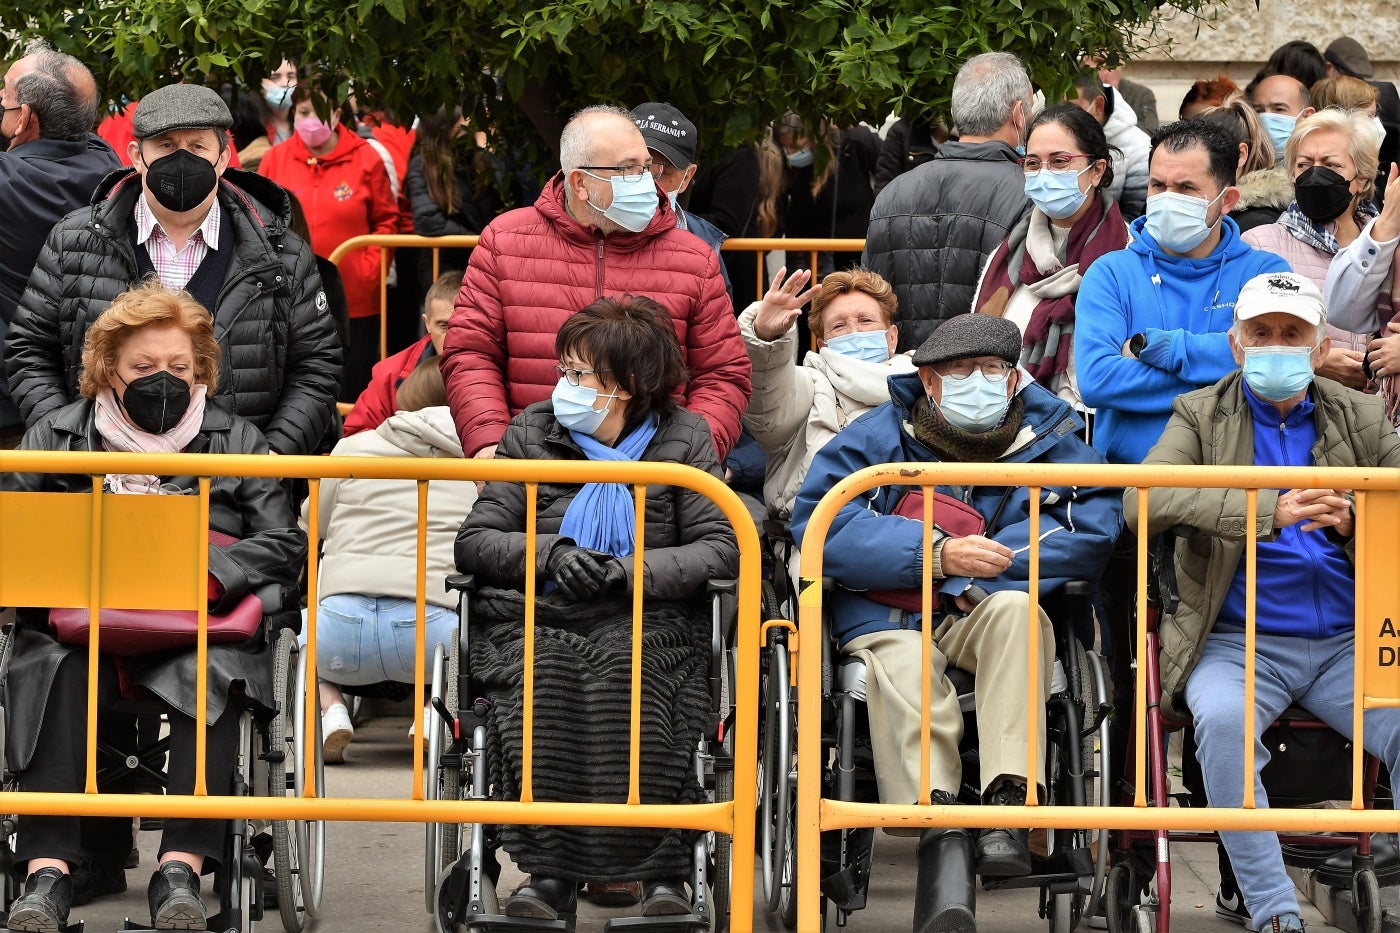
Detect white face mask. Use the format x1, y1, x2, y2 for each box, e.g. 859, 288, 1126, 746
1371, 115, 1387, 146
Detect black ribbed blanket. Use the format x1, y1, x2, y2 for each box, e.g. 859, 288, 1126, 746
468, 587, 711, 881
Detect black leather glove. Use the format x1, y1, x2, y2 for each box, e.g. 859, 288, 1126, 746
585, 550, 628, 594
545, 544, 611, 601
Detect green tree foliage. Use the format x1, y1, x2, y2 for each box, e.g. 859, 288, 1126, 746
5, 0, 1220, 156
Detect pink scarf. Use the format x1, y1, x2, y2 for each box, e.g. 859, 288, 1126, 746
92, 384, 208, 494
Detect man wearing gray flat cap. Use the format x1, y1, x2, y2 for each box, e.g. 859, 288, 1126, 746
792, 312, 1121, 933
7, 81, 343, 457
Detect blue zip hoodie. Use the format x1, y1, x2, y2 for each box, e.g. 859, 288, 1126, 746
1216, 384, 1355, 636
791, 370, 1123, 646
1074, 215, 1290, 464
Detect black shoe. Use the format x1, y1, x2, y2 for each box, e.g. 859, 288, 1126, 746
1215, 880, 1249, 926
914, 822, 976, 933
640, 878, 691, 916
977, 782, 1032, 877
7, 867, 73, 933
502, 876, 577, 926
69, 857, 127, 906
147, 861, 206, 930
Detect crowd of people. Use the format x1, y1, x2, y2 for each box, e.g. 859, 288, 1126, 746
1, 29, 1398, 933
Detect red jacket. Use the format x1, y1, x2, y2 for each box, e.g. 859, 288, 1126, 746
257, 125, 399, 318
440, 173, 749, 458
342, 335, 435, 437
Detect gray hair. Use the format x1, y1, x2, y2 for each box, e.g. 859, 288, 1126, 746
558, 104, 634, 172
950, 52, 1031, 137
1284, 107, 1381, 203
12, 39, 99, 142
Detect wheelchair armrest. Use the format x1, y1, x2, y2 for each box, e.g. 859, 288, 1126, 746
706, 578, 738, 596
444, 573, 476, 595
761, 518, 794, 543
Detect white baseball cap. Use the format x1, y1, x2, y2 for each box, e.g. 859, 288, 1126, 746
1234, 272, 1327, 329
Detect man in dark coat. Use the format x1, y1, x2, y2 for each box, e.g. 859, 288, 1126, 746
5, 82, 342, 454
863, 52, 1033, 351
0, 39, 121, 446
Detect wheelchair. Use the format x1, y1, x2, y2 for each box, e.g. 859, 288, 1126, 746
425, 575, 739, 933
0, 623, 325, 933
757, 519, 1114, 932
1103, 532, 1397, 933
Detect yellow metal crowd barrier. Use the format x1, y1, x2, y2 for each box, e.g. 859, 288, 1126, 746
0, 449, 763, 933
326, 233, 868, 361
794, 462, 1400, 933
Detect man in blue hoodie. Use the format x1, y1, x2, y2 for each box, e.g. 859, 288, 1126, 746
1126, 272, 1400, 933
793, 314, 1122, 933
1075, 119, 1291, 466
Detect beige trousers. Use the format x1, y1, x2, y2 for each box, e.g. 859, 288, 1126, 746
843, 590, 1054, 805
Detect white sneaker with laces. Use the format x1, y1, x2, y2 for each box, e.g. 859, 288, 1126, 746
322, 702, 354, 763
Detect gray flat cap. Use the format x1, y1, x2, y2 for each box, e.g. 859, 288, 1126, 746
911, 313, 1022, 366
132, 84, 233, 139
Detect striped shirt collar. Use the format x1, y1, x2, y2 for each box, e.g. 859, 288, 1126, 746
133, 191, 223, 252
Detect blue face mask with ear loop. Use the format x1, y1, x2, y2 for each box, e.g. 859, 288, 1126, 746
1024, 165, 1092, 220
1241, 345, 1315, 401
551, 378, 621, 435
581, 169, 659, 233
1256, 112, 1296, 162
824, 330, 891, 363
933, 371, 1012, 433
1144, 189, 1226, 253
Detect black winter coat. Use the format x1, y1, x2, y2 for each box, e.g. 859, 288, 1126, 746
0, 135, 123, 431
456, 403, 739, 600
2, 397, 306, 771
863, 139, 1031, 352
5, 167, 343, 454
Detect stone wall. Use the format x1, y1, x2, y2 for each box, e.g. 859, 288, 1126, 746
1118, 0, 1397, 127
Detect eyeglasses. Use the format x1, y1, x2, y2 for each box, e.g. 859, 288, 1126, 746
555, 364, 612, 386
577, 164, 654, 184
935, 359, 1014, 381
1020, 153, 1093, 175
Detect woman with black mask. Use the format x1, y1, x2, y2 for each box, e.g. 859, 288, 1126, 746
1243, 108, 1393, 394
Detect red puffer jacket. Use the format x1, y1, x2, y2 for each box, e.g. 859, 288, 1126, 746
441, 173, 750, 458
258, 125, 399, 319
342, 334, 434, 437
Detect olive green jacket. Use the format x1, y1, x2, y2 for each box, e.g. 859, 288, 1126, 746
1123, 373, 1400, 718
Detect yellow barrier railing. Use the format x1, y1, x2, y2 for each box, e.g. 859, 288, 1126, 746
795, 462, 1400, 932
0, 449, 762, 933
326, 233, 868, 361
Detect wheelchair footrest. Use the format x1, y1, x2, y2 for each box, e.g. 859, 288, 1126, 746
455, 914, 571, 932
603, 915, 710, 932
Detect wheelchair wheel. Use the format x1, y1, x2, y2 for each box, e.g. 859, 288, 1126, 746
425, 641, 459, 914
1353, 867, 1382, 933
270, 629, 326, 931
760, 630, 799, 929
1105, 859, 1149, 933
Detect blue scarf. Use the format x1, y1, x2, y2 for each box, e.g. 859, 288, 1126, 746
557, 416, 660, 558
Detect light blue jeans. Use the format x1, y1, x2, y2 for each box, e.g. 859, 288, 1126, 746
1184, 629, 1400, 928
305, 595, 457, 687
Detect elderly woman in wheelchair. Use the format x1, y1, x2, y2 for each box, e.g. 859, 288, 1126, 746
2, 283, 305, 932
453, 296, 739, 929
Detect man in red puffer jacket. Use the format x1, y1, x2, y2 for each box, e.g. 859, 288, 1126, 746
441, 105, 750, 460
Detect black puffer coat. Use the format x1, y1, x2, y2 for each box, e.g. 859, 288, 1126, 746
863, 139, 1030, 352
456, 402, 739, 600
2, 398, 306, 771
5, 167, 343, 455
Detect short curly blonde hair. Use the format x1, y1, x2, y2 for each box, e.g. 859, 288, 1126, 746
78, 279, 221, 399
808, 268, 898, 340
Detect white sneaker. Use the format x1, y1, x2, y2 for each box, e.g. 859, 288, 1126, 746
408, 705, 432, 739
322, 703, 354, 763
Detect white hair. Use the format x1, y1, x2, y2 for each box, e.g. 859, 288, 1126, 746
558, 104, 635, 172
950, 52, 1031, 137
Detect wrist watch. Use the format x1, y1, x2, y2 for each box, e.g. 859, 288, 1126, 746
1128, 333, 1148, 359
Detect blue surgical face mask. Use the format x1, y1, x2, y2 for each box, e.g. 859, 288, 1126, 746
551, 378, 620, 435
825, 330, 891, 363
934, 371, 1012, 433
1257, 112, 1295, 163
666, 190, 679, 213
263, 84, 295, 111
1241, 345, 1315, 401
581, 170, 658, 233
1144, 189, 1225, 254
1024, 166, 1091, 220
785, 147, 814, 169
